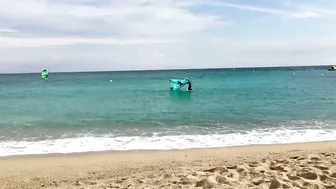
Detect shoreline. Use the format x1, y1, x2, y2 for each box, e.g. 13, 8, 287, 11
1, 140, 336, 188
2, 136, 336, 159
1, 140, 336, 159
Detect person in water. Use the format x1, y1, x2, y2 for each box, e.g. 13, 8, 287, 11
187, 81, 193, 91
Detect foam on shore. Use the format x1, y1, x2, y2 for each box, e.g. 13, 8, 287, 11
1, 128, 335, 156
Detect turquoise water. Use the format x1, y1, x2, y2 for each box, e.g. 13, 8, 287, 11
1, 66, 336, 156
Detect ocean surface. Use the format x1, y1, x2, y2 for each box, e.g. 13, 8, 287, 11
1, 66, 336, 157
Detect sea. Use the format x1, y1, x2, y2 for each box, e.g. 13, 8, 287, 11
1, 66, 336, 157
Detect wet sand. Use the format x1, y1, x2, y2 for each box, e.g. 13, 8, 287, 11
1, 141, 336, 189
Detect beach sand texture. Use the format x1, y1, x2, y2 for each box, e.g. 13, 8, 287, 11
1, 141, 336, 189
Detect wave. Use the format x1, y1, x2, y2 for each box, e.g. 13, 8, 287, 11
1, 128, 335, 157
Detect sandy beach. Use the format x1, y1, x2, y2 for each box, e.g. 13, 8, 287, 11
1, 141, 336, 189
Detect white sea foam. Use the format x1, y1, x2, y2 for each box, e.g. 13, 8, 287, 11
1, 128, 336, 157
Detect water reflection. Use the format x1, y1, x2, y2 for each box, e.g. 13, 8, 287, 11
169, 90, 192, 101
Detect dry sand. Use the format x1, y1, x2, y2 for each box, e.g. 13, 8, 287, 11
1, 141, 336, 189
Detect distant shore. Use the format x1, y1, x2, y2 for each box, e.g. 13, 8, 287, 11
1, 141, 336, 189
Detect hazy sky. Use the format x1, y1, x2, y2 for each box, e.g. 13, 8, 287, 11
0, 0, 335, 73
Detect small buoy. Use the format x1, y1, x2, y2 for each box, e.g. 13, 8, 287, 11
110, 80, 113, 82
321, 74, 324, 76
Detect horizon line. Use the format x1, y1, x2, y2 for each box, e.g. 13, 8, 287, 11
0, 64, 332, 75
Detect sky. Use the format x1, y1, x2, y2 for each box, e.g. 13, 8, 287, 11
0, 0, 336, 73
